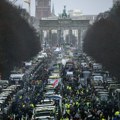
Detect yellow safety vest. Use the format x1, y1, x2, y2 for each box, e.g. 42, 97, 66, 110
22, 104, 25, 108
65, 103, 68, 108
67, 104, 70, 109
64, 118, 69, 120
30, 103, 34, 108
19, 96, 22, 99
66, 109, 70, 114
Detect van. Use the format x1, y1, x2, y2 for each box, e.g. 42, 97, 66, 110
33, 106, 56, 120
10, 73, 24, 81
93, 63, 102, 71
98, 92, 109, 101
0, 80, 9, 85
46, 94, 62, 113
109, 84, 120, 91
91, 75, 103, 85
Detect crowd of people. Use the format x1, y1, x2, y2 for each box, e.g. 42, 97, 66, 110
3, 52, 120, 120
4, 59, 49, 120
60, 56, 120, 120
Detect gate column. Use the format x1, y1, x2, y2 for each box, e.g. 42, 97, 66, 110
78, 29, 81, 50
57, 29, 62, 46
69, 29, 72, 45
48, 30, 52, 47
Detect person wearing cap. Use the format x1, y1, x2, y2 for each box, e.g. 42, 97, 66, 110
113, 111, 120, 120
101, 118, 106, 120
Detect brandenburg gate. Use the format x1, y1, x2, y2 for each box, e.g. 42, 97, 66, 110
39, 6, 90, 50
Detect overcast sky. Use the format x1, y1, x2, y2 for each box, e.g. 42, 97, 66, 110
52, 0, 113, 15
12, 0, 113, 16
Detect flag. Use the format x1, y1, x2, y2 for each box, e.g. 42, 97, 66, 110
52, 79, 59, 88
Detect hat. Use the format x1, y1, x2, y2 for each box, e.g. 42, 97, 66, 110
102, 119, 105, 120
115, 111, 120, 116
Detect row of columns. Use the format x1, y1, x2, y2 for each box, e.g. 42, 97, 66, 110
40, 28, 86, 51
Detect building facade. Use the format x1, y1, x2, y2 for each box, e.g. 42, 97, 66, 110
35, 0, 51, 19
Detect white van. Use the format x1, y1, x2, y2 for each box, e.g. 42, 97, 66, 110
10, 73, 24, 81
91, 75, 103, 85
33, 106, 56, 120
